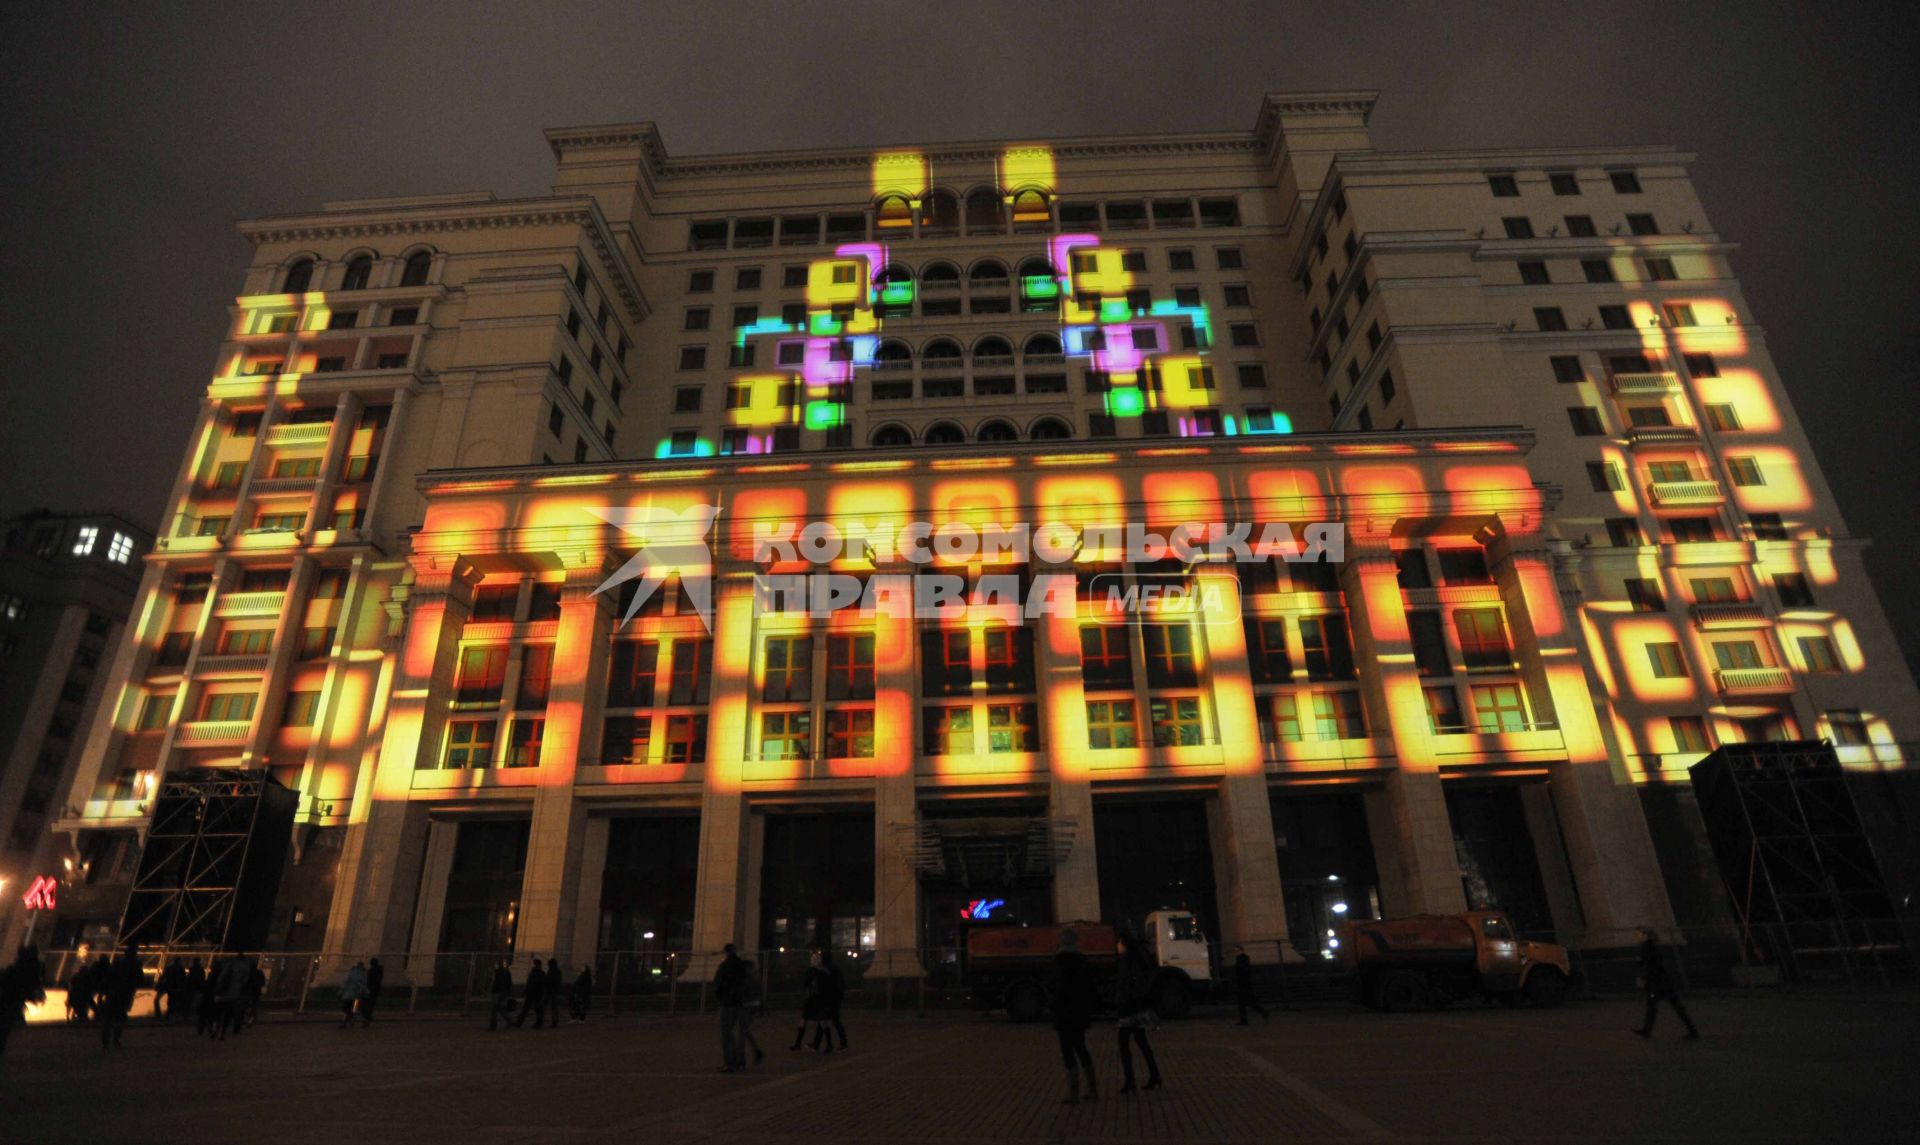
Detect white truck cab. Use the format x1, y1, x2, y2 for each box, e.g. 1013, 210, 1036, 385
1144, 909, 1213, 984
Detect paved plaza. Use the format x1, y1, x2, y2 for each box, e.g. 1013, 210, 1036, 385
1, 992, 1913, 1144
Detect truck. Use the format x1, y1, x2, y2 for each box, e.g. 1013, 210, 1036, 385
1337, 911, 1571, 1011
965, 910, 1213, 1021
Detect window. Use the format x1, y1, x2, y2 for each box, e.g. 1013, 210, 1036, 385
1143, 624, 1198, 688
217, 626, 272, 655
1425, 686, 1466, 733
1799, 636, 1840, 674
1671, 517, 1721, 543
668, 639, 711, 705
1086, 699, 1138, 749
678, 347, 706, 371
1229, 323, 1259, 348
1167, 248, 1196, 271
1088, 412, 1116, 438
400, 251, 431, 286
506, 718, 545, 767
1599, 305, 1634, 330
443, 718, 496, 768
1173, 286, 1201, 309
296, 626, 334, 660
1079, 625, 1133, 690
200, 691, 257, 722
138, 694, 173, 731
282, 258, 314, 293
517, 644, 554, 709
1436, 548, 1492, 584
547, 405, 565, 436
1606, 518, 1645, 548
1454, 609, 1512, 670
1243, 617, 1292, 684
684, 308, 710, 331
1626, 213, 1659, 235
1588, 461, 1624, 492
1748, 513, 1787, 541
601, 715, 651, 765
663, 714, 708, 764
673, 387, 703, 413
1663, 303, 1697, 327
1298, 614, 1356, 680
341, 255, 373, 291
1645, 257, 1678, 281
455, 644, 509, 704
1678, 354, 1721, 381
1217, 247, 1244, 269
1773, 573, 1815, 608
1564, 215, 1597, 238
1502, 217, 1534, 239
1409, 611, 1451, 677
922, 705, 973, 755
1827, 710, 1870, 747
1471, 683, 1529, 733
1549, 172, 1581, 196
154, 632, 192, 665
1311, 691, 1367, 739
1625, 578, 1666, 612
688, 269, 714, 292
921, 628, 972, 696
1518, 260, 1550, 285
1646, 642, 1687, 678
1567, 407, 1604, 435
760, 635, 812, 703
1488, 174, 1519, 197
825, 633, 875, 700
72, 525, 99, 556
1150, 696, 1206, 746
988, 703, 1039, 752
760, 711, 811, 761
1713, 641, 1764, 670
1626, 405, 1672, 428
1534, 307, 1567, 332
735, 267, 761, 291
983, 626, 1035, 693
731, 304, 758, 329
826, 708, 875, 758
1581, 258, 1616, 283
1610, 170, 1642, 194
1263, 694, 1303, 742
1670, 715, 1710, 753
1727, 457, 1764, 487
1549, 355, 1585, 385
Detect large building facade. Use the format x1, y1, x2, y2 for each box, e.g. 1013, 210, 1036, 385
20, 92, 1918, 971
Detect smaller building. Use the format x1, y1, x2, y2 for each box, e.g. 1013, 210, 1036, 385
0, 509, 152, 952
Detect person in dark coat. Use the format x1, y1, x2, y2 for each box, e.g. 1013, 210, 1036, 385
793, 948, 834, 1053
361, 957, 384, 1026
1632, 927, 1699, 1040
1113, 933, 1163, 1093
339, 961, 370, 1028
100, 942, 144, 1049
66, 957, 93, 1024
544, 958, 563, 1028
195, 959, 221, 1037
569, 966, 593, 1022
157, 958, 184, 1024
1051, 928, 1098, 1104
241, 958, 266, 1030
714, 943, 750, 1071
515, 957, 548, 1028
487, 961, 515, 1031
1, 945, 46, 1056
1233, 947, 1269, 1025
810, 949, 848, 1051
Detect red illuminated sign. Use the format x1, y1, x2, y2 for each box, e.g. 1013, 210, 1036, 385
21, 876, 56, 911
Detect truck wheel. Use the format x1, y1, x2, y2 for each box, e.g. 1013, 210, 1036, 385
1005, 981, 1046, 1023
1151, 973, 1192, 1020
1375, 970, 1428, 1012
1524, 969, 1567, 1009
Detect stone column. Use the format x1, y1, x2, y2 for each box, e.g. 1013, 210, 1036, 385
870, 599, 921, 981
687, 578, 757, 976
1037, 592, 1099, 922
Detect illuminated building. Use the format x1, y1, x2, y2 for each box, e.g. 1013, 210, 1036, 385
29, 92, 1920, 969
0, 510, 149, 950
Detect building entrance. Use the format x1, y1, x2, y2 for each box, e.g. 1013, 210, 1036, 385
1445, 784, 1556, 937
1270, 789, 1382, 960
438, 819, 529, 955
1093, 797, 1219, 944
598, 815, 700, 955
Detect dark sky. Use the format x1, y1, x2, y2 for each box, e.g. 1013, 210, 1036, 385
3, 1, 1917, 657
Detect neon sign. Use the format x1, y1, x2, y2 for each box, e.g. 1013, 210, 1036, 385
22, 875, 56, 911
962, 898, 1006, 921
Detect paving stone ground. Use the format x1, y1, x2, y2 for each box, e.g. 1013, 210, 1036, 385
1, 991, 1914, 1144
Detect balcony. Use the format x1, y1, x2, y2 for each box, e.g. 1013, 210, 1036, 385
1690, 601, 1768, 629
265, 421, 333, 448
1715, 667, 1794, 695
215, 591, 288, 616
1023, 353, 1066, 369
1609, 371, 1680, 394
921, 279, 961, 293
1647, 479, 1726, 507
972, 355, 1015, 370
248, 475, 318, 494
1624, 425, 1700, 448
175, 720, 253, 744
1401, 583, 1505, 606
195, 654, 270, 675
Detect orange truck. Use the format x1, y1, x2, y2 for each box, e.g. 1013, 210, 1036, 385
1337, 911, 1571, 1010
965, 912, 1212, 1020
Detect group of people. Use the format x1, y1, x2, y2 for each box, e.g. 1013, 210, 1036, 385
487, 956, 594, 1030
335, 958, 385, 1027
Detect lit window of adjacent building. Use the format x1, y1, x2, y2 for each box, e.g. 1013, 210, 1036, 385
759, 711, 811, 761
988, 703, 1039, 752
1826, 710, 1870, 747
1150, 696, 1206, 746
72, 525, 99, 555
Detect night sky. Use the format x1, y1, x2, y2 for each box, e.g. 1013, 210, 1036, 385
3, 2, 1916, 658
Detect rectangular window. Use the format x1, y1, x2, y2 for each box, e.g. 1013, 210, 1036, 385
1298, 614, 1356, 681
607, 641, 659, 708
1599, 305, 1634, 330
1534, 307, 1567, 332
683, 308, 710, 331
1502, 217, 1535, 239
1080, 625, 1133, 691
1645, 257, 1678, 281
1086, 699, 1138, 749
1395, 548, 1432, 589
663, 714, 708, 764
1627, 213, 1659, 235
455, 644, 510, 704
762, 634, 813, 703
988, 703, 1039, 752
1607, 518, 1645, 548
1588, 461, 1624, 492
1748, 513, 1787, 541
1263, 694, 1302, 743
1150, 696, 1206, 747
1518, 260, 1550, 285
1549, 172, 1581, 196
1564, 215, 1597, 237
1625, 578, 1666, 612
1773, 573, 1815, 608
688, 269, 714, 292
1409, 611, 1451, 677
1243, 617, 1292, 684
759, 710, 811, 761
1647, 642, 1687, 678
1827, 710, 1870, 747
983, 626, 1035, 693
1311, 691, 1367, 739
667, 639, 711, 705
1142, 623, 1198, 688
1671, 517, 1720, 543
1488, 174, 1519, 197
199, 691, 257, 722
922, 704, 973, 755
921, 628, 972, 696
1610, 171, 1642, 193
1581, 258, 1616, 283
601, 715, 651, 765
1425, 685, 1466, 733
138, 694, 173, 731
506, 718, 545, 767
1727, 457, 1764, 486
1713, 641, 1764, 670
442, 718, 496, 768
516, 644, 553, 709
1453, 609, 1512, 670
826, 708, 876, 758
1568, 407, 1604, 435
1470, 683, 1529, 733
1663, 303, 1697, 327
678, 346, 706, 371
1670, 715, 1710, 753
1436, 548, 1492, 585
1799, 636, 1840, 674
825, 633, 875, 700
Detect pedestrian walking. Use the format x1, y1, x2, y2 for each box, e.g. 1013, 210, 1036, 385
195, 960, 221, 1037
817, 948, 849, 1051
340, 961, 370, 1028
737, 957, 764, 1067
487, 961, 516, 1031
1, 945, 46, 1057
544, 958, 563, 1028
1632, 927, 1699, 1040
714, 943, 750, 1072
158, 958, 185, 1025
569, 966, 593, 1022
242, 958, 266, 1029
212, 954, 250, 1040
793, 947, 833, 1053
515, 957, 548, 1028
1114, 933, 1164, 1094
1233, 947, 1269, 1025
362, 957, 384, 1026
1051, 928, 1098, 1104
100, 942, 143, 1049
66, 958, 93, 1024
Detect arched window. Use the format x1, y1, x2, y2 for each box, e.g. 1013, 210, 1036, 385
341, 255, 374, 291
400, 251, 432, 287
977, 420, 1018, 442
921, 338, 963, 365
875, 194, 913, 231
919, 261, 960, 286
1017, 256, 1054, 281
964, 188, 1004, 233
922, 189, 960, 236
1011, 189, 1051, 230
874, 263, 913, 287
1024, 334, 1062, 359
973, 336, 1014, 362
282, 258, 315, 294
871, 423, 912, 448
1029, 417, 1072, 440
968, 259, 1009, 285
924, 422, 965, 445
874, 340, 913, 368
